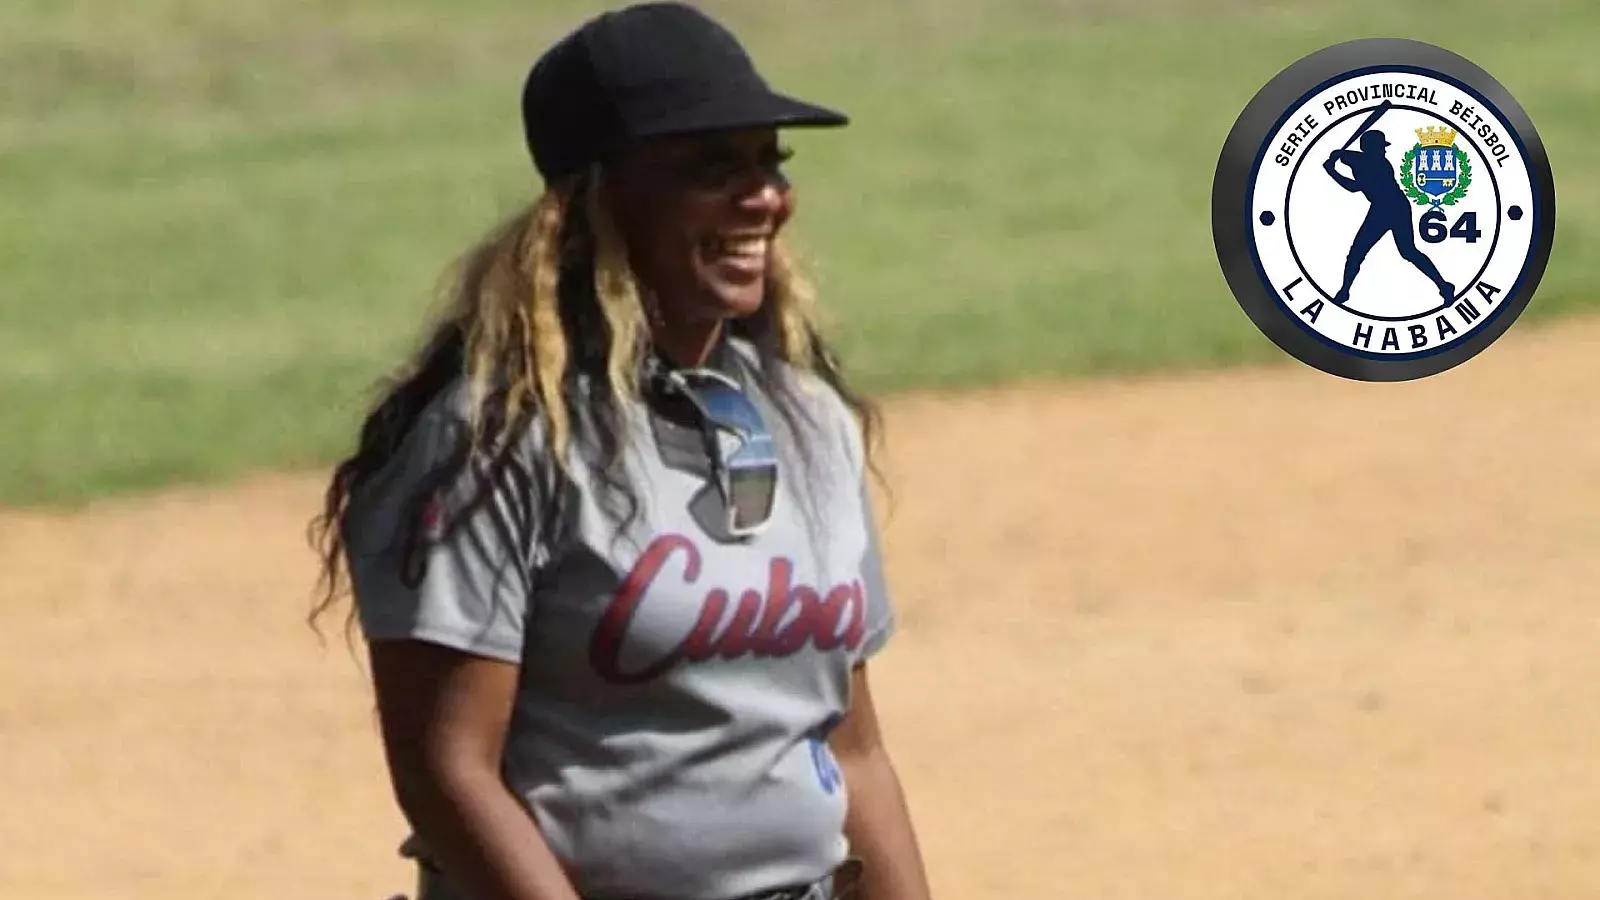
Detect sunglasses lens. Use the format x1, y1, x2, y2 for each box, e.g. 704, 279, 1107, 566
692, 381, 766, 437
727, 465, 777, 533
672, 370, 778, 536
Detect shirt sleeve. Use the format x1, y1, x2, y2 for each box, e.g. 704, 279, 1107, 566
341, 389, 539, 664
833, 388, 894, 666
853, 480, 896, 665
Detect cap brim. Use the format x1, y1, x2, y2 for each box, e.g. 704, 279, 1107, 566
628, 88, 848, 140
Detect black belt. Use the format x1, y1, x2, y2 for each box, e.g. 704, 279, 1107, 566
414, 856, 864, 900
725, 857, 864, 900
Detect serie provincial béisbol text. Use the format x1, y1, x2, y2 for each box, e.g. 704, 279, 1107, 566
1273, 89, 1511, 168
1446, 100, 1513, 166
1273, 84, 1439, 166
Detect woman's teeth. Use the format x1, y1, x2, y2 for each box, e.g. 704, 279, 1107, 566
706, 235, 769, 259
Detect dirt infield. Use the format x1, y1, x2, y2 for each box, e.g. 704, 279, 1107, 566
5, 317, 1600, 900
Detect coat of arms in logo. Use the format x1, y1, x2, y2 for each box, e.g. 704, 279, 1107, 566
1212, 39, 1556, 381
1402, 125, 1471, 208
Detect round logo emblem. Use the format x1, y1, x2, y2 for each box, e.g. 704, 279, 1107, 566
1213, 39, 1556, 381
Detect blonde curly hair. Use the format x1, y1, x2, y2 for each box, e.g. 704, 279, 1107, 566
308, 165, 879, 639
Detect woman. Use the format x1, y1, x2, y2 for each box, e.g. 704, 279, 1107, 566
309, 4, 934, 900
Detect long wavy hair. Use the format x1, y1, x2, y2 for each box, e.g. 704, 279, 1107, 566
307, 164, 884, 640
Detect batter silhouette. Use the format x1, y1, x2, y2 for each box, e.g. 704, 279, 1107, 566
1323, 129, 1454, 306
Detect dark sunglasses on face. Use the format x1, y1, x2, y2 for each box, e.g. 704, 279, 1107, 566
648, 143, 794, 193
660, 367, 779, 538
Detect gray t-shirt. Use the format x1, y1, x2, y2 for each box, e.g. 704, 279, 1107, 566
342, 342, 895, 900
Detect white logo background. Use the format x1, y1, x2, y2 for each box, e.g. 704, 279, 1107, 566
1250, 71, 1536, 354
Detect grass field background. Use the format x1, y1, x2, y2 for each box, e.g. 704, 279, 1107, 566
3, 0, 1594, 507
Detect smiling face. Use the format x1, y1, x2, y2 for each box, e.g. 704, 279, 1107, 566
605, 128, 796, 326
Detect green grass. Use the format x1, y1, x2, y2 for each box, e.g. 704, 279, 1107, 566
3, 0, 1596, 506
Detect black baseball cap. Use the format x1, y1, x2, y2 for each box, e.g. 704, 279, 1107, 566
520, 2, 849, 184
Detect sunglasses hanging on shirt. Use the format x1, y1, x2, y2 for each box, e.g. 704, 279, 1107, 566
655, 365, 780, 539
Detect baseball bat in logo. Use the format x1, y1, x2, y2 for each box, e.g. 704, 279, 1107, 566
1338, 99, 1393, 153
1211, 39, 1556, 382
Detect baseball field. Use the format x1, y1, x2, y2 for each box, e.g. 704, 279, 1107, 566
5, 1, 1598, 898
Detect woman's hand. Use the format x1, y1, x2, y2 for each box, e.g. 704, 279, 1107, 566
828, 664, 934, 900
369, 639, 583, 900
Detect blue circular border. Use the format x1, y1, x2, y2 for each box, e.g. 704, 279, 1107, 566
1211, 38, 1556, 382
1245, 64, 1537, 363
